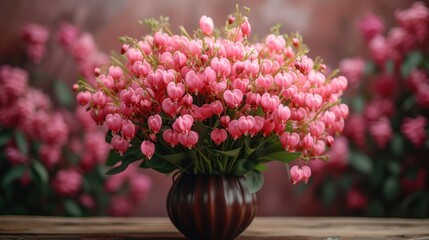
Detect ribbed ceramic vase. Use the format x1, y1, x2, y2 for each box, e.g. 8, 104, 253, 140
166, 174, 257, 240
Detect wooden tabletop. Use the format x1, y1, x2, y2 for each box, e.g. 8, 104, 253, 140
0, 216, 428, 239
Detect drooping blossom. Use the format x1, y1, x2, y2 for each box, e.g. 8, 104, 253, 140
358, 13, 385, 42
401, 116, 427, 148
199, 15, 214, 36
346, 188, 368, 211
52, 169, 83, 197
369, 117, 393, 149
339, 58, 365, 85
21, 23, 49, 63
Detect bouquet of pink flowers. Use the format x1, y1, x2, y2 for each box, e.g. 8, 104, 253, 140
313, 2, 429, 217
76, 7, 349, 191
0, 23, 151, 216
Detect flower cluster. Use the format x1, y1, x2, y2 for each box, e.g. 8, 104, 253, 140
0, 23, 151, 216
76, 8, 348, 188
314, 2, 429, 218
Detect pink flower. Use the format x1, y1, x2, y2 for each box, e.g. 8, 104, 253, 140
290, 166, 303, 184
290, 165, 311, 184
302, 134, 314, 150
406, 69, 428, 92
199, 15, 214, 36
227, 120, 242, 140
167, 82, 185, 101
266, 34, 285, 51
369, 35, 389, 64
223, 89, 243, 108
5, 146, 28, 165
148, 114, 162, 134
304, 93, 322, 110
309, 121, 325, 138
237, 116, 255, 135
52, 169, 82, 197
79, 194, 96, 209
401, 116, 427, 148
92, 91, 108, 108
105, 113, 123, 133
39, 144, 61, 169
111, 135, 129, 155
339, 58, 365, 85
358, 13, 385, 42
416, 84, 429, 108
280, 132, 300, 151
56, 22, 79, 49
162, 98, 179, 117
369, 118, 393, 149
346, 188, 368, 211
395, 2, 429, 42
240, 17, 251, 38
21, 23, 49, 63
108, 196, 134, 217
163, 129, 179, 147
261, 93, 280, 113
178, 131, 199, 149
344, 114, 366, 146
173, 114, 194, 134
141, 140, 155, 159
76, 91, 92, 106
326, 136, 349, 170
129, 174, 152, 202
401, 169, 427, 195
121, 119, 136, 140
210, 128, 228, 145
373, 74, 396, 98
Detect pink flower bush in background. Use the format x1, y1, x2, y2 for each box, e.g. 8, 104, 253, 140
75, 7, 348, 191
314, 2, 429, 218
0, 23, 151, 216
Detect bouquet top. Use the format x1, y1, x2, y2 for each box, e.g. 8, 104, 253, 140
76, 7, 348, 187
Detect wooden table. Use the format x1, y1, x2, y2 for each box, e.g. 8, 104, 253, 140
0, 216, 428, 239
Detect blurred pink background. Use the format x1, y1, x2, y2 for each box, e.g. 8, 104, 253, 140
0, 0, 424, 216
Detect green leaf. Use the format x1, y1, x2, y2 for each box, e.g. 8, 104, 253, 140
243, 139, 257, 157
142, 156, 177, 173
383, 177, 399, 201
320, 178, 336, 207
385, 60, 394, 74
254, 163, 267, 172
364, 61, 376, 76
64, 199, 83, 217
105, 130, 113, 143
106, 149, 122, 167
233, 157, 260, 175
402, 96, 416, 111
245, 170, 264, 193
31, 160, 49, 183
351, 95, 365, 113
2, 165, 25, 187
387, 161, 400, 176
258, 151, 301, 163
54, 81, 73, 108
215, 147, 242, 157
390, 134, 404, 157
366, 200, 385, 217
106, 159, 132, 175
261, 140, 284, 155
349, 151, 373, 174
0, 133, 11, 147
14, 130, 28, 155
401, 51, 423, 77
156, 152, 188, 163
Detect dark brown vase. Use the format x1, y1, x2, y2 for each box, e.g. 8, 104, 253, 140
166, 174, 257, 240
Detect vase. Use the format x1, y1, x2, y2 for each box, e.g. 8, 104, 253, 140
166, 173, 257, 240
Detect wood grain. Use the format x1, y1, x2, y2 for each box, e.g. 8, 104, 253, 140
0, 216, 428, 239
